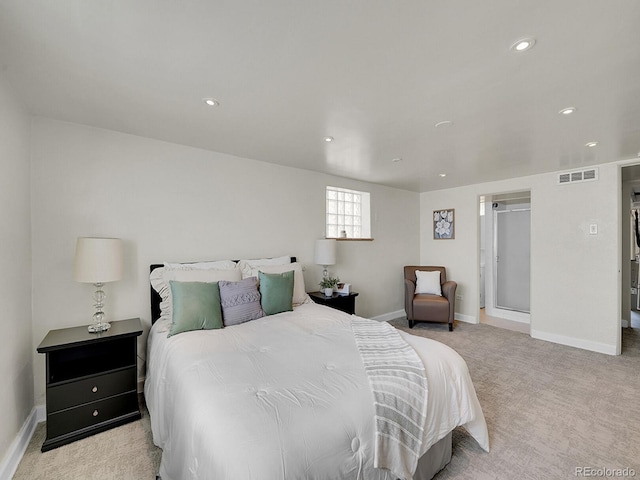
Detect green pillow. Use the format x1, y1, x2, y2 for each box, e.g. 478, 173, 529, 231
259, 270, 294, 316
169, 281, 223, 336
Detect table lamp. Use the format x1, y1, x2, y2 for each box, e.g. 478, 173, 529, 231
314, 239, 336, 280
73, 237, 123, 333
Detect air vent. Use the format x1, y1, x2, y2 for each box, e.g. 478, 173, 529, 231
557, 167, 599, 185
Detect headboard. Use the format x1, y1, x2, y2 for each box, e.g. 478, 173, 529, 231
150, 257, 297, 324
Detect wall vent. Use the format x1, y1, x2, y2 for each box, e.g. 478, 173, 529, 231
557, 167, 598, 185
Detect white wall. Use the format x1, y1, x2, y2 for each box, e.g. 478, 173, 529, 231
421, 165, 621, 355
30, 117, 420, 403
0, 73, 33, 463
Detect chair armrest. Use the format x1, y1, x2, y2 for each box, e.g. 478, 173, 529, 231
404, 279, 415, 320
442, 281, 457, 300
441, 281, 457, 323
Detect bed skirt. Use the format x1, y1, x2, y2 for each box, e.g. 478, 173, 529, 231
154, 433, 452, 480
414, 432, 452, 480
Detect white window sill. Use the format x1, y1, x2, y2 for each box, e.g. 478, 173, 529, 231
326, 237, 374, 242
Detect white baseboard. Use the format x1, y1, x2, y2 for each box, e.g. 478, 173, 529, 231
530, 329, 618, 356
486, 307, 530, 324
621, 319, 630, 328
455, 313, 478, 324
0, 405, 45, 480
371, 309, 405, 322
373, 310, 478, 325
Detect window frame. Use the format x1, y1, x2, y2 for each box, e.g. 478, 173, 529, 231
325, 186, 372, 240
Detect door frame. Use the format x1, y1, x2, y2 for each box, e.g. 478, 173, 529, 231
479, 190, 532, 326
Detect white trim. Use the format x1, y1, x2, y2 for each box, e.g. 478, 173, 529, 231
455, 312, 478, 324
486, 306, 530, 323
0, 405, 45, 480
373, 309, 478, 325
621, 319, 629, 328
371, 309, 405, 322
530, 329, 618, 356
137, 377, 145, 393
372, 309, 479, 325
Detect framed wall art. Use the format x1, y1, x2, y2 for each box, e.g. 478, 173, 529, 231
433, 209, 455, 239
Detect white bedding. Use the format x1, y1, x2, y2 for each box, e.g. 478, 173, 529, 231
145, 303, 489, 480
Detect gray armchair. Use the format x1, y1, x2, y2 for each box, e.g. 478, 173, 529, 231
404, 266, 457, 331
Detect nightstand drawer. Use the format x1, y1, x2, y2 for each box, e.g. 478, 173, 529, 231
47, 367, 136, 413
47, 391, 139, 439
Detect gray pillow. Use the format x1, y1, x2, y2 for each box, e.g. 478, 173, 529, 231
218, 277, 265, 326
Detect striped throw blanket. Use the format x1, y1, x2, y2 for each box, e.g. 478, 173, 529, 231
351, 318, 428, 480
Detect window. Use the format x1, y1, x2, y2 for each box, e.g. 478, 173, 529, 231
325, 186, 371, 239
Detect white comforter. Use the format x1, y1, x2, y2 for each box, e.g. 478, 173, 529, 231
145, 303, 489, 480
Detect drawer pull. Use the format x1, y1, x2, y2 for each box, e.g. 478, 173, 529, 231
92, 410, 99, 417
92, 386, 98, 393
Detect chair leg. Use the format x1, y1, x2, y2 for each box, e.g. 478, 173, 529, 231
409, 320, 415, 329
449, 322, 453, 332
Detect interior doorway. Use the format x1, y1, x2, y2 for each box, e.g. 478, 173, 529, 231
495, 207, 531, 312
479, 191, 531, 332
621, 165, 640, 331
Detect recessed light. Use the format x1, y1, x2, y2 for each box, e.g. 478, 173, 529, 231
391, 157, 402, 163
434, 120, 453, 128
203, 98, 219, 107
324, 136, 334, 142
439, 173, 447, 177
585, 141, 598, 148
559, 107, 576, 115
511, 38, 536, 52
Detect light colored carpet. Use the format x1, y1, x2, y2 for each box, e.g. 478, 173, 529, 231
13, 396, 161, 480
392, 320, 640, 480
13, 322, 640, 479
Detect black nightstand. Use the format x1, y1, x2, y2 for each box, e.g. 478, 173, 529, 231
37, 318, 143, 452
309, 291, 359, 315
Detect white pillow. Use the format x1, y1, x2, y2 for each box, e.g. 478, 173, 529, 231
250, 262, 308, 306
415, 270, 442, 296
164, 260, 237, 271
169, 268, 242, 283
150, 263, 242, 322
238, 255, 291, 279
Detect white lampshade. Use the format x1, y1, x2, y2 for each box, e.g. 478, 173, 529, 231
315, 239, 336, 266
73, 237, 123, 284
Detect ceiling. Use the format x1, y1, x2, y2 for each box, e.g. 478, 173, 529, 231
1, 1, 640, 192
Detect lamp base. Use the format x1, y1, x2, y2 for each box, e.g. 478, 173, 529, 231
88, 282, 111, 333
88, 321, 111, 333
322, 266, 329, 279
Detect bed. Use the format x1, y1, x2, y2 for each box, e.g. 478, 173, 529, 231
145, 259, 489, 480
